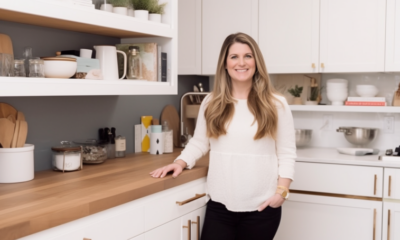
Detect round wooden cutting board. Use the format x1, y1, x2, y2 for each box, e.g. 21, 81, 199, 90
160, 105, 180, 147
0, 103, 17, 119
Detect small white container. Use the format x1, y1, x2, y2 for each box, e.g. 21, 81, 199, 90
51, 141, 82, 172
128, 8, 135, 17
100, 3, 113, 12
0, 144, 34, 183
113, 7, 128, 15
149, 13, 161, 23
134, 10, 149, 20
150, 125, 164, 155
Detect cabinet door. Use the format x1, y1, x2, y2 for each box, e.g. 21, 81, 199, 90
384, 168, 400, 200
319, 0, 386, 73
383, 202, 400, 240
178, 0, 201, 74
202, 0, 258, 75
386, 0, 400, 71
275, 193, 382, 240
190, 206, 206, 240
129, 233, 145, 240
145, 217, 181, 240
259, 0, 319, 74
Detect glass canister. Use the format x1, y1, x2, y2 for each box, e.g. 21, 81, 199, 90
126, 46, 143, 80
14, 59, 26, 77
51, 141, 82, 172
73, 139, 108, 164
28, 58, 44, 77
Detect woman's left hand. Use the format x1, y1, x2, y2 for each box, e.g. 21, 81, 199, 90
258, 194, 285, 211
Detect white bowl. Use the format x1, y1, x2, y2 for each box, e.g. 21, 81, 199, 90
327, 91, 348, 105
356, 87, 378, 97
42, 57, 77, 78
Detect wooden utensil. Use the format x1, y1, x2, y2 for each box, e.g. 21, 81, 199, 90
11, 120, 20, 148
0, 118, 15, 148
0, 34, 14, 56
17, 120, 28, 148
16, 111, 26, 121
0, 103, 18, 119
160, 105, 180, 147
7, 114, 16, 123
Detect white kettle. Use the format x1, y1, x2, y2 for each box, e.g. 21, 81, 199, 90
94, 45, 127, 80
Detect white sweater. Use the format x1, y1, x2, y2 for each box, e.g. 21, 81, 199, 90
175, 94, 296, 212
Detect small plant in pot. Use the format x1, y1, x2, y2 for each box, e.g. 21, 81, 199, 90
288, 85, 303, 105
306, 86, 323, 105
132, 0, 151, 20
110, 0, 130, 15
148, 0, 167, 23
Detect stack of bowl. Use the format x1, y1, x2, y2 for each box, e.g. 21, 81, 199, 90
356, 85, 378, 97
326, 79, 348, 105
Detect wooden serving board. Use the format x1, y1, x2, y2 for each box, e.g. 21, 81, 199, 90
0, 34, 13, 56
0, 103, 17, 119
160, 105, 180, 147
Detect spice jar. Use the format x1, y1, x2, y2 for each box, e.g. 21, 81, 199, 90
73, 139, 107, 164
51, 141, 82, 172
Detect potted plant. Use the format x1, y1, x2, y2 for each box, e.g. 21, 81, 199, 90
288, 85, 303, 105
132, 0, 151, 20
148, 0, 167, 23
306, 86, 322, 105
110, 0, 130, 15
100, 0, 113, 12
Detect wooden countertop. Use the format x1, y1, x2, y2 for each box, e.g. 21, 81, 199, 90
0, 149, 209, 240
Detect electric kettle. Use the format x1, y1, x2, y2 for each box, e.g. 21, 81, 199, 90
94, 45, 126, 80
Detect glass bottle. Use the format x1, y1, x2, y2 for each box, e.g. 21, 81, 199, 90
115, 135, 126, 158
126, 46, 142, 80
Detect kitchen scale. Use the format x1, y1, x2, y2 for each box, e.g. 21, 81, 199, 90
336, 148, 380, 156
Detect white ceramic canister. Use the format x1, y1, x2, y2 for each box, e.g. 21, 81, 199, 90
0, 144, 34, 183
51, 141, 82, 172
100, 3, 113, 12
149, 14, 161, 23
150, 125, 164, 155
134, 10, 149, 20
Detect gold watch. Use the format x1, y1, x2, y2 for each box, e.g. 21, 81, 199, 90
276, 186, 290, 200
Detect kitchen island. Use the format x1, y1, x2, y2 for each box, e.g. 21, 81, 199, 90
0, 149, 209, 240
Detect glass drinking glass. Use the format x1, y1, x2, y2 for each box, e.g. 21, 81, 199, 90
14, 59, 26, 77
28, 58, 44, 78
0, 53, 15, 77
22, 47, 32, 77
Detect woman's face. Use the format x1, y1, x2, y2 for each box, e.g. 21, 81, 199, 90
225, 42, 256, 84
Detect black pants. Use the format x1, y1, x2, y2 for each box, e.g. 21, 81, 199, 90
201, 200, 281, 240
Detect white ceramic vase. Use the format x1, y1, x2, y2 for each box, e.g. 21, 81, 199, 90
113, 7, 128, 15
149, 13, 161, 23
128, 8, 135, 17
134, 10, 149, 20
100, 3, 113, 12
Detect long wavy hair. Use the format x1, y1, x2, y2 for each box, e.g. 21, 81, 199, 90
204, 32, 281, 140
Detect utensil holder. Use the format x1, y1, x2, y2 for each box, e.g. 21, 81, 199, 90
0, 144, 34, 183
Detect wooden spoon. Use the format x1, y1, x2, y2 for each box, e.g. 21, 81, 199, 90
0, 103, 17, 119
17, 120, 28, 148
16, 111, 25, 121
11, 120, 20, 148
0, 118, 15, 148
7, 114, 16, 123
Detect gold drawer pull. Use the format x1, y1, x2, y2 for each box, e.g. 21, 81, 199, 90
389, 175, 392, 197
388, 209, 391, 240
183, 220, 191, 240
83, 238, 91, 240
374, 175, 377, 195
192, 216, 201, 240
321, 63, 325, 68
312, 63, 316, 69
176, 193, 206, 206
373, 209, 376, 240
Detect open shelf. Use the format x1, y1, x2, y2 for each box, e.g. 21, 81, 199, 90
0, 77, 176, 96
290, 105, 400, 113
0, 0, 174, 38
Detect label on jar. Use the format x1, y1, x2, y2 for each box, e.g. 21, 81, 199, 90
115, 138, 126, 151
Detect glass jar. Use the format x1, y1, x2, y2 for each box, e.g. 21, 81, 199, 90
14, 59, 26, 77
115, 135, 126, 158
73, 139, 107, 164
28, 58, 44, 78
126, 46, 142, 80
51, 141, 82, 172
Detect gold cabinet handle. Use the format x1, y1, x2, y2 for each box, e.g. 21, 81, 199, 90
373, 209, 376, 240
388, 209, 391, 240
176, 193, 206, 206
183, 220, 191, 240
192, 216, 200, 240
389, 175, 392, 197
312, 63, 316, 69
83, 238, 91, 240
374, 175, 377, 195
321, 63, 325, 68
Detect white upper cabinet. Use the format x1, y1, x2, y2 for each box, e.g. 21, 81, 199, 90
319, 0, 386, 73
259, 0, 320, 74
178, 0, 201, 75
201, 0, 259, 75
385, 0, 400, 71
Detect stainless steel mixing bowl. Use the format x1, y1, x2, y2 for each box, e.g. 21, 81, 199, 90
336, 127, 378, 145
295, 129, 312, 147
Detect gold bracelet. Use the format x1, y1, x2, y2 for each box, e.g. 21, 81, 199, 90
277, 185, 289, 192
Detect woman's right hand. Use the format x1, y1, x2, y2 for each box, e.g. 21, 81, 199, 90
149, 160, 187, 178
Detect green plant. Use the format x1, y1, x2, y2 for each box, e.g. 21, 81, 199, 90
132, 0, 151, 10
109, 0, 130, 7
288, 85, 303, 97
308, 86, 323, 101
148, 0, 167, 14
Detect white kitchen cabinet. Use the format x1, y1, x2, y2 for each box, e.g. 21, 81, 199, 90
386, 0, 400, 71
145, 217, 182, 240
201, 0, 258, 75
129, 233, 145, 240
384, 168, 400, 199
178, 0, 201, 75
190, 206, 206, 240
259, 0, 320, 74
383, 202, 400, 240
319, 0, 386, 73
275, 193, 382, 240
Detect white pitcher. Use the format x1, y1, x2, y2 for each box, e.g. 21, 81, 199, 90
94, 45, 127, 80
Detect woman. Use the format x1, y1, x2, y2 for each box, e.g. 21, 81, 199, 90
150, 32, 296, 240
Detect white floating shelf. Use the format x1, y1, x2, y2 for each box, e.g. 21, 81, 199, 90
290, 105, 400, 113
0, 0, 174, 38
0, 77, 176, 96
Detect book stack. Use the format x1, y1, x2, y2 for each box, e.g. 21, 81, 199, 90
39, 0, 95, 9
345, 97, 386, 106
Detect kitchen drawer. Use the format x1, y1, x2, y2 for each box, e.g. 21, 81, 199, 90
291, 162, 383, 198
384, 168, 400, 199
145, 177, 207, 231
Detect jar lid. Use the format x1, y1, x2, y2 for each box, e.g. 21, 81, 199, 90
40, 57, 76, 62
73, 139, 107, 146
52, 141, 81, 151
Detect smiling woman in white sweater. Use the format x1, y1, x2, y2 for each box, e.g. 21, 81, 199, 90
150, 32, 296, 240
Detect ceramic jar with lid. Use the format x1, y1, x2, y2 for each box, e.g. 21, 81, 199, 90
51, 141, 82, 172
73, 139, 107, 164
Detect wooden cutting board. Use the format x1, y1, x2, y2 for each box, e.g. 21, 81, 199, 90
0, 118, 15, 148
160, 105, 180, 147
17, 120, 28, 148
11, 120, 20, 148
0, 34, 14, 56
17, 111, 26, 121
0, 103, 17, 119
